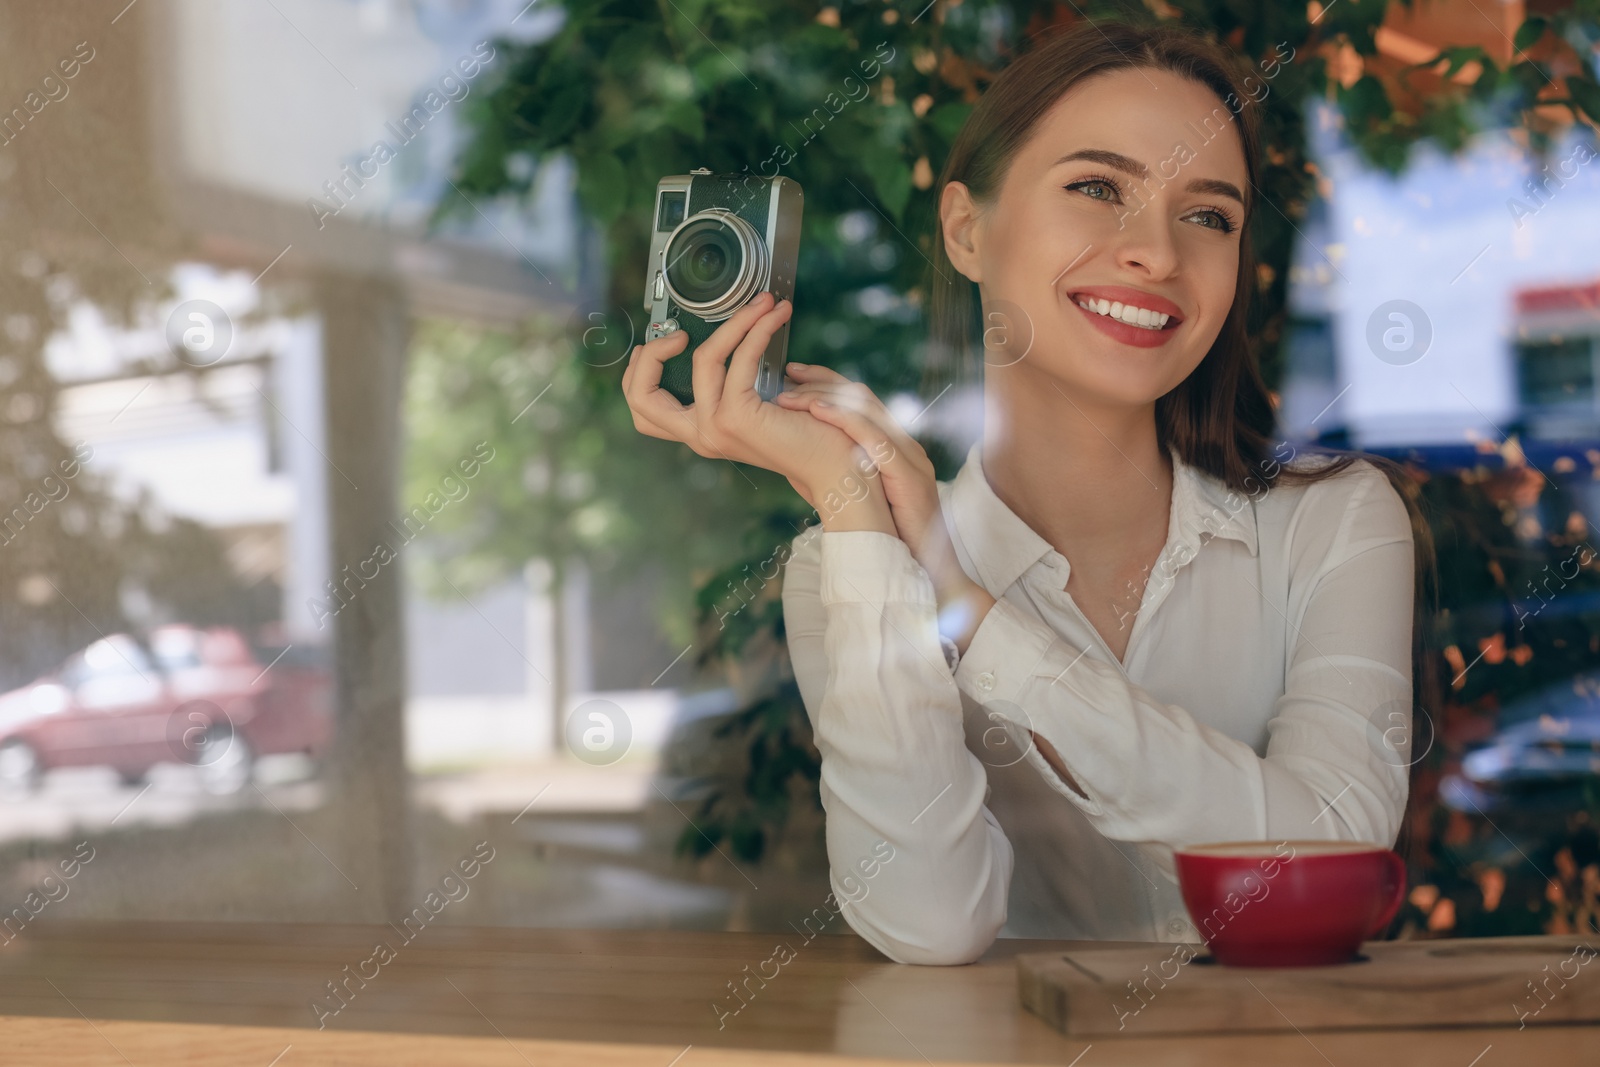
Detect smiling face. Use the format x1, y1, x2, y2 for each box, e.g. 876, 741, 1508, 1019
941, 66, 1249, 415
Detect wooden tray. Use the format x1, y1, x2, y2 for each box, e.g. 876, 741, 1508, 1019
1018, 935, 1600, 1037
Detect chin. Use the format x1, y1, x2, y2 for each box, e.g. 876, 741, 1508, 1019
1023, 343, 1197, 412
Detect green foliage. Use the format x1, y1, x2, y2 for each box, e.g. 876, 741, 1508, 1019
441, 1, 1600, 867
1514, 16, 1549, 55
1568, 75, 1600, 126
675, 690, 823, 864
403, 312, 797, 652
1392, 451, 1600, 938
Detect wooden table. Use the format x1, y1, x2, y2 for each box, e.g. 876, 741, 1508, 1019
0, 921, 1592, 1065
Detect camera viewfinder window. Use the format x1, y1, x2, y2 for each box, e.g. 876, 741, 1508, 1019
657, 191, 686, 232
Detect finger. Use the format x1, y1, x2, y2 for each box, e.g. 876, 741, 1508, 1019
726, 298, 793, 397
776, 381, 856, 400
772, 384, 825, 404
692, 291, 776, 415
626, 332, 690, 398
772, 382, 850, 410
621, 344, 640, 393
783, 361, 850, 385
798, 386, 927, 476
632, 406, 696, 445
624, 333, 694, 438
623, 340, 663, 402
779, 381, 880, 419
627, 376, 684, 441
803, 397, 896, 465
624, 347, 691, 440
633, 417, 677, 442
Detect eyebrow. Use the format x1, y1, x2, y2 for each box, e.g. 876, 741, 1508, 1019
1052, 148, 1246, 207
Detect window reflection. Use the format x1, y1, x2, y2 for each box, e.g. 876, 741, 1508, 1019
0, 0, 1594, 948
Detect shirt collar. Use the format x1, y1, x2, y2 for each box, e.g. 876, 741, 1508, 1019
946, 441, 1260, 598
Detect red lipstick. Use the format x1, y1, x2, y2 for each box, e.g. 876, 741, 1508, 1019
1067, 286, 1185, 350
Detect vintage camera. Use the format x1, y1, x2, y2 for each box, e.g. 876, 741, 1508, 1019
643, 168, 803, 405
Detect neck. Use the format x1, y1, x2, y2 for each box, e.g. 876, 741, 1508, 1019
979, 373, 1173, 559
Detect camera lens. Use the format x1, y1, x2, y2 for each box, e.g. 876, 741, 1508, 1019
661, 210, 769, 320
673, 223, 738, 299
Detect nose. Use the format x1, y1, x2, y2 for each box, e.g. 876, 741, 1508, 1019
1112, 206, 1180, 279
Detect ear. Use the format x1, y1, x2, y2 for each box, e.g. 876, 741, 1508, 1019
939, 180, 983, 284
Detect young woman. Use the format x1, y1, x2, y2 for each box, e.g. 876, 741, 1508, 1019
623, 21, 1435, 964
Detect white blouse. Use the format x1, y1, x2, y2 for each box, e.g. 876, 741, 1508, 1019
780, 441, 1415, 964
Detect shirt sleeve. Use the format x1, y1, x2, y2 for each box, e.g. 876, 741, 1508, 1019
781, 524, 1013, 965
953, 463, 1415, 855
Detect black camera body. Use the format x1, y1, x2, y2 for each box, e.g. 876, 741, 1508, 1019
643, 168, 803, 405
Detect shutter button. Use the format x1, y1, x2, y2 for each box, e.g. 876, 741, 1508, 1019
976, 671, 996, 692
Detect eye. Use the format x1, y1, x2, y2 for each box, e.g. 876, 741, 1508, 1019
1184, 206, 1238, 234
1065, 174, 1123, 203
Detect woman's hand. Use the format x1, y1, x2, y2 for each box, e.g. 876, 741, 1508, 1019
772, 367, 939, 555
776, 366, 998, 656
621, 292, 893, 533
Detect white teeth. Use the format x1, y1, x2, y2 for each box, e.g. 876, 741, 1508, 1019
1074, 297, 1172, 331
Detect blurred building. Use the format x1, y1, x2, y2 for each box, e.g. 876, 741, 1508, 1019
1280, 5, 1600, 449
47, 267, 327, 635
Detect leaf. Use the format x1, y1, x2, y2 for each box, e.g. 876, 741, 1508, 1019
537, 81, 589, 147
1566, 76, 1600, 126
730, 820, 763, 862
607, 25, 661, 74
862, 149, 912, 222
1338, 74, 1392, 131
691, 51, 737, 94
577, 152, 628, 225
1509, 61, 1549, 102
926, 101, 972, 142
1318, 0, 1386, 55
1430, 45, 1489, 80
677, 822, 715, 858
662, 99, 705, 141
1514, 16, 1547, 54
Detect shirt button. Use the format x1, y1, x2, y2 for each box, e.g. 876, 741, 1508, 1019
1167, 917, 1189, 935
976, 671, 996, 692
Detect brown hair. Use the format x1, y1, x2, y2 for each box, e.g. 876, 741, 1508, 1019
925, 20, 1440, 874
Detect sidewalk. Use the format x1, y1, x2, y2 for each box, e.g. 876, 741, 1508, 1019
413, 757, 656, 822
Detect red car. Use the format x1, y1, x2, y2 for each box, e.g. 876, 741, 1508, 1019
0, 625, 332, 795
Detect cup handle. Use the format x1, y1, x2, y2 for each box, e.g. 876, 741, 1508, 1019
1368, 851, 1408, 937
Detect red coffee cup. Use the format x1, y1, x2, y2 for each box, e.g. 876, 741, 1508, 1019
1174, 840, 1406, 967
